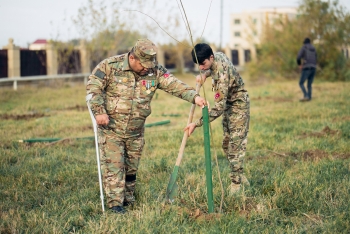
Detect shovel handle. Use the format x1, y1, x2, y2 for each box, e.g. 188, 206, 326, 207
175, 83, 201, 165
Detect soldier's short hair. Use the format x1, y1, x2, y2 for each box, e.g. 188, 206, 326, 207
130, 47, 139, 59
191, 43, 214, 64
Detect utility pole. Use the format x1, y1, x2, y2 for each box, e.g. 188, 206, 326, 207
220, 0, 223, 50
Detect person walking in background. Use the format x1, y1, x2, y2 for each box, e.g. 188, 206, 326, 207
86, 39, 206, 214
184, 43, 250, 195
297, 37, 317, 102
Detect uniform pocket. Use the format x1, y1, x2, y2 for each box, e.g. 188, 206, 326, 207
105, 95, 120, 114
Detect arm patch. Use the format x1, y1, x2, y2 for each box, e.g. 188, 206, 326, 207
214, 90, 224, 102
94, 69, 106, 79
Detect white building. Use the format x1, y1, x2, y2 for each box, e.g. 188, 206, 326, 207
228, 7, 297, 66
29, 39, 47, 50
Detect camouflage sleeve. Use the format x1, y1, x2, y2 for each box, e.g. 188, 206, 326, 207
194, 72, 228, 127
204, 69, 212, 77
157, 65, 198, 103
211, 67, 229, 110
86, 59, 111, 115
194, 56, 228, 127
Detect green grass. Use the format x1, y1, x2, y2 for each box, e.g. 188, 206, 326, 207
0, 75, 349, 233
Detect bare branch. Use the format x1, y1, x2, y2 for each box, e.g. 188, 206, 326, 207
124, 9, 191, 48
200, 0, 213, 39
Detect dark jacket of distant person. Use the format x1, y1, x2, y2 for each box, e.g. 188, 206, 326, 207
297, 38, 317, 69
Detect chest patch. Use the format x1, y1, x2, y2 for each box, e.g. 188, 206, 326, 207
140, 79, 157, 94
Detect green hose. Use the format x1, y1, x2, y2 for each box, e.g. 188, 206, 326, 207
19, 120, 170, 143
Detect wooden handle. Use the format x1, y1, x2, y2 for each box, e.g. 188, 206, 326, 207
175, 83, 201, 166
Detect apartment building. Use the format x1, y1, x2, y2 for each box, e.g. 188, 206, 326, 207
228, 7, 297, 66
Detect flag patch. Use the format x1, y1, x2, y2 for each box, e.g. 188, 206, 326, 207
214, 91, 224, 102
94, 69, 106, 79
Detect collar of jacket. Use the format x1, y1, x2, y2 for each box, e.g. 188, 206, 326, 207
210, 59, 218, 74
122, 52, 133, 72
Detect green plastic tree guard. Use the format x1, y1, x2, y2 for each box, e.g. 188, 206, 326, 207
202, 106, 214, 213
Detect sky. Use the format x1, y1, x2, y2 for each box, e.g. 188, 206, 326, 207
1, 0, 350, 48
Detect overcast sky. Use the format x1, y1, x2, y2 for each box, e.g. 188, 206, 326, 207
1, 0, 350, 48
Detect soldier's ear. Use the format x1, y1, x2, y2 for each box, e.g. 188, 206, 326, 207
129, 54, 137, 65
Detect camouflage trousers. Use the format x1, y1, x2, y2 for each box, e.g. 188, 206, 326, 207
222, 105, 250, 184
97, 128, 144, 208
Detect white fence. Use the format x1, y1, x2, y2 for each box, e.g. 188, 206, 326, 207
0, 73, 90, 90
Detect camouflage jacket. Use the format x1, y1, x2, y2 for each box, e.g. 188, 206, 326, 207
195, 52, 249, 127
86, 53, 198, 137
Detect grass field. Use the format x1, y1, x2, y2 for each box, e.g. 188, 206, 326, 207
0, 74, 349, 233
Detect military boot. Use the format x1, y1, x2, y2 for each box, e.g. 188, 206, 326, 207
123, 201, 134, 207
241, 175, 250, 186
229, 183, 241, 195
110, 206, 126, 214
229, 175, 250, 195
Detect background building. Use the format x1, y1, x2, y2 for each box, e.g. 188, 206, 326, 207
29, 39, 47, 50
229, 7, 297, 67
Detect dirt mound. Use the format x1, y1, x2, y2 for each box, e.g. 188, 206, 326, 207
64, 105, 87, 111
0, 113, 46, 120
251, 96, 293, 102
299, 126, 340, 138
301, 149, 329, 160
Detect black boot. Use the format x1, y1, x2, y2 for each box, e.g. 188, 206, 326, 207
110, 206, 126, 214
123, 201, 134, 207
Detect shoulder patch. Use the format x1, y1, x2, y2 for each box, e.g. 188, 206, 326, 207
214, 90, 224, 102
94, 69, 106, 79
157, 65, 167, 75
163, 72, 170, 78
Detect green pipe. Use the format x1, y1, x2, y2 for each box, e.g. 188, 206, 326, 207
19, 120, 171, 143
161, 114, 181, 117
202, 106, 214, 213
19, 136, 94, 143
144, 119, 170, 127
19, 137, 63, 143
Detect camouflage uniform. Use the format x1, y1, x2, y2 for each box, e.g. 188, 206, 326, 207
86, 39, 199, 208
195, 52, 250, 185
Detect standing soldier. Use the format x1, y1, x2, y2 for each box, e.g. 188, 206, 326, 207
86, 39, 206, 214
297, 37, 317, 101
184, 43, 250, 194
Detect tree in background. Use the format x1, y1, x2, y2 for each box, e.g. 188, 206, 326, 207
246, 0, 350, 81
69, 0, 208, 73
51, 40, 81, 74
161, 40, 196, 73
72, 0, 145, 69
52, 0, 225, 74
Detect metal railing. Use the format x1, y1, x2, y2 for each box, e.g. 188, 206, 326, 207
0, 73, 90, 90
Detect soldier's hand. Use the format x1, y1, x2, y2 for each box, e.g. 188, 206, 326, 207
194, 96, 207, 108
95, 114, 109, 125
206, 101, 210, 111
196, 74, 206, 84
184, 123, 197, 137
